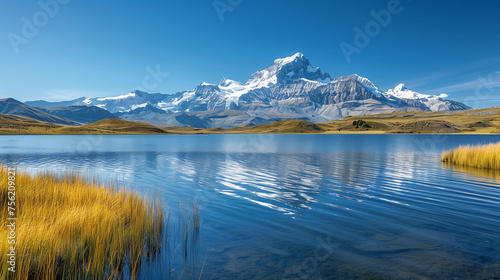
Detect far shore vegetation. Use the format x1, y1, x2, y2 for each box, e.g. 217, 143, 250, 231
442, 142, 500, 170
3, 106, 500, 135
0, 166, 164, 279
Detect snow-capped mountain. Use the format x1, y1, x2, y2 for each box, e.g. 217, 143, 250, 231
246, 52, 332, 86
383, 83, 468, 111
26, 53, 470, 128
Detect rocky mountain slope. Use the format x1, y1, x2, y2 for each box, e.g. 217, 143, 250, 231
24, 53, 470, 128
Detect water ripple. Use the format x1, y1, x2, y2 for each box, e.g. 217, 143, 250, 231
2, 135, 500, 278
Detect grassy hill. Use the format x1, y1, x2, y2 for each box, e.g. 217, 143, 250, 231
57, 118, 168, 134
0, 115, 169, 135
4, 107, 500, 135
0, 114, 61, 134
318, 107, 500, 134
226, 119, 325, 133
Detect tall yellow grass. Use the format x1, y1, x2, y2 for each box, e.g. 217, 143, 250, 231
0, 167, 164, 279
441, 142, 500, 169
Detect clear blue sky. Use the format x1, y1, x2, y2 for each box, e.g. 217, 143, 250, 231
1, 0, 499, 108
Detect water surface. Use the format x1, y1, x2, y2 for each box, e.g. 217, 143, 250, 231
1, 134, 499, 279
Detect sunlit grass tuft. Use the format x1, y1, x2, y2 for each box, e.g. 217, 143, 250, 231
441, 142, 500, 169
0, 166, 164, 279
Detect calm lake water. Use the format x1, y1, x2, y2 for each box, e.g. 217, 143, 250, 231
1, 134, 500, 279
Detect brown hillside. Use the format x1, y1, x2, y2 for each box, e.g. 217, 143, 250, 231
57, 118, 168, 134
228, 120, 325, 133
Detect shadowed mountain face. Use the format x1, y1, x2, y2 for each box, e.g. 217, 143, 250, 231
37, 106, 116, 124
24, 97, 88, 108
0, 98, 79, 126
24, 53, 471, 128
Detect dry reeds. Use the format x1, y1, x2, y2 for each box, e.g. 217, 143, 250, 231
441, 142, 500, 169
0, 167, 164, 279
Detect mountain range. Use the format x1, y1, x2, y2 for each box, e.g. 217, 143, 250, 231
0, 98, 80, 126
20, 53, 470, 128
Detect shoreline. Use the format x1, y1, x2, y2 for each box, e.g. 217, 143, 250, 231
3, 130, 500, 136
3, 105, 500, 135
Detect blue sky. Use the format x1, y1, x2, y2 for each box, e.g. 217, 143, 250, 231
1, 0, 499, 108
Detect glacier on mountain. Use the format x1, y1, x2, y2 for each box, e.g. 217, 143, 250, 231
26, 53, 470, 128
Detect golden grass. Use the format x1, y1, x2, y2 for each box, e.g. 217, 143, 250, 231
0, 166, 164, 279
224, 120, 325, 134
441, 142, 500, 169
0, 114, 61, 135
57, 118, 168, 134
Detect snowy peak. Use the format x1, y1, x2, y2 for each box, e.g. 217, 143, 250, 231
219, 78, 241, 87
246, 53, 331, 87
25, 52, 471, 123
394, 83, 407, 92
96, 92, 136, 101
273, 52, 305, 66
386, 84, 448, 100
199, 82, 216, 87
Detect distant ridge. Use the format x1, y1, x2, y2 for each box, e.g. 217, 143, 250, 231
38, 105, 116, 124
0, 98, 79, 126
23, 53, 471, 128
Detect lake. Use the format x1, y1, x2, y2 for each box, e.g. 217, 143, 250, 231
1, 134, 500, 279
